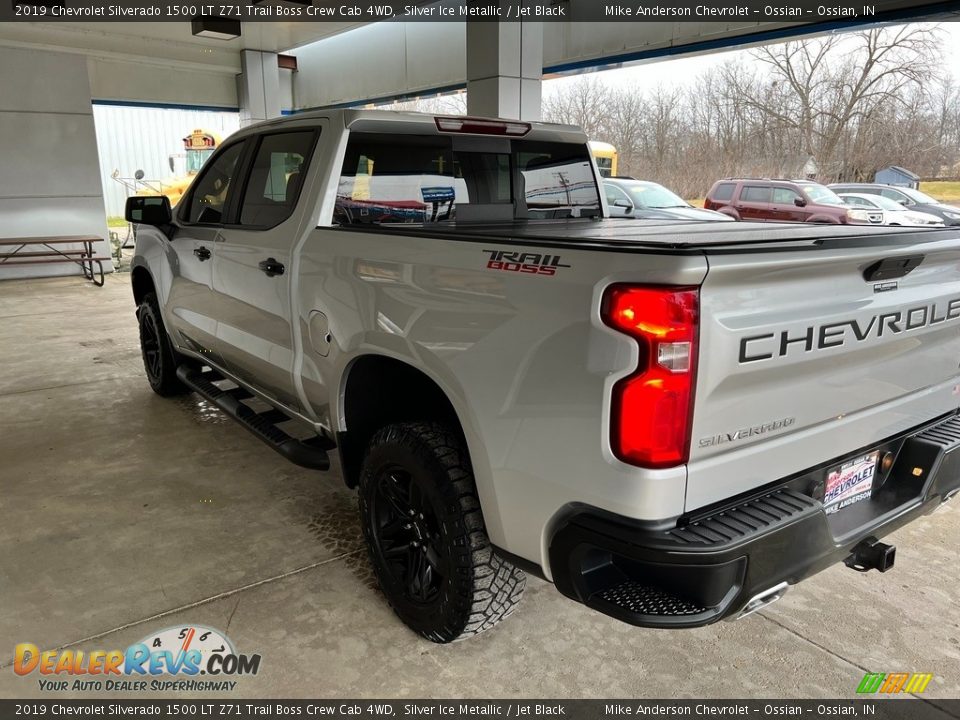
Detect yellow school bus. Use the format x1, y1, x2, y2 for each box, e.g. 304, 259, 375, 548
589, 141, 618, 178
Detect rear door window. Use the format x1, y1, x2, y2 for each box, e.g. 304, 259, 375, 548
741, 186, 772, 203
238, 131, 317, 229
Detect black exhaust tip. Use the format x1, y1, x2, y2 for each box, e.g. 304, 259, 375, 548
845, 537, 896, 573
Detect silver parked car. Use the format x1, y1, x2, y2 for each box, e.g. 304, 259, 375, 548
604, 178, 733, 221
838, 192, 944, 227
829, 183, 960, 226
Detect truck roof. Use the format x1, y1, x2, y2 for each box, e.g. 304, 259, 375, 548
232, 108, 588, 144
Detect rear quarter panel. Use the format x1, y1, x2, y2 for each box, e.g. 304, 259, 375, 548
294, 229, 708, 574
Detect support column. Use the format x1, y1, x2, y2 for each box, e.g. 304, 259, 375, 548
466, 20, 543, 121
237, 50, 281, 127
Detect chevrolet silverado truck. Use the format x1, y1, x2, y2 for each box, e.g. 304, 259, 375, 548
126, 110, 960, 643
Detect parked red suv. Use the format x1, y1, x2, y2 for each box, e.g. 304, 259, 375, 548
704, 179, 876, 224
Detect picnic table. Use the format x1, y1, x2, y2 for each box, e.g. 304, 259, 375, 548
0, 236, 109, 286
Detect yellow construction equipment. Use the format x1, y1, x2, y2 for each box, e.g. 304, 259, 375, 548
134, 129, 222, 207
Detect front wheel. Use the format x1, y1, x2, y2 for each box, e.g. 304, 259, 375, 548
138, 292, 190, 397
358, 422, 526, 642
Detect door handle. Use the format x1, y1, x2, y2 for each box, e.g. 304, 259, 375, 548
193, 246, 211, 261
258, 257, 285, 277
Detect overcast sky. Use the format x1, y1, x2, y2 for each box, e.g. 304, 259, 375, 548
542, 22, 960, 97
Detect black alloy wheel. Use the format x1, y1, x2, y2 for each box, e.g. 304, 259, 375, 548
370, 465, 445, 604
140, 309, 163, 383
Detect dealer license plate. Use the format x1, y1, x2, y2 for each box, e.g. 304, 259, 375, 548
823, 451, 879, 515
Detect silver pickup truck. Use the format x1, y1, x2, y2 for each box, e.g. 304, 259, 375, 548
126, 110, 960, 643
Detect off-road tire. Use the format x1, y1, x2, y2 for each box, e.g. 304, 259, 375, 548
138, 292, 190, 397
358, 422, 526, 642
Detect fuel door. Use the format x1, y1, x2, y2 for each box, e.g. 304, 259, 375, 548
308, 310, 331, 357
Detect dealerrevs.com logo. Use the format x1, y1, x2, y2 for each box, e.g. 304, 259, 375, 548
14, 625, 261, 692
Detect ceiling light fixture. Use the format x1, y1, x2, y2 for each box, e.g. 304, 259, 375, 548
191, 18, 242, 40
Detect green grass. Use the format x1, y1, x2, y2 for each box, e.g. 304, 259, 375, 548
106, 216, 128, 228
920, 181, 960, 204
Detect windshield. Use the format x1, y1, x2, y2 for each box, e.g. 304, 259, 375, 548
186, 148, 215, 174
335, 133, 600, 225
802, 184, 845, 205
623, 182, 688, 209
898, 187, 939, 204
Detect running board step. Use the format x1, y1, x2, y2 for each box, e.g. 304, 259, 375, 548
227, 386, 254, 401
176, 365, 331, 471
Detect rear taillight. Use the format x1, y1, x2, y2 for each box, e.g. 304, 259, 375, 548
602, 285, 699, 468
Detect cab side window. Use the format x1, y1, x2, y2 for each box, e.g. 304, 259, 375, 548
605, 185, 631, 207
182, 142, 245, 225
238, 131, 318, 228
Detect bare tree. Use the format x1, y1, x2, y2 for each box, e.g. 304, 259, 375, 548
541, 23, 960, 197
542, 76, 611, 137
751, 26, 943, 179
603, 84, 645, 177
374, 92, 468, 115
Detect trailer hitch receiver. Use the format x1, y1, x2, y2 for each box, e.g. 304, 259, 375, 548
845, 537, 896, 573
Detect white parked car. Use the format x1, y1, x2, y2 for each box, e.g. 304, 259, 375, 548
838, 193, 945, 227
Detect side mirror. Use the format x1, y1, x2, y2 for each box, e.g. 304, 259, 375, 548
899, 199, 911, 206
794, 198, 807, 207
613, 199, 633, 210
125, 196, 172, 226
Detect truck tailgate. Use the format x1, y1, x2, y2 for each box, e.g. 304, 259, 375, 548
687, 230, 960, 511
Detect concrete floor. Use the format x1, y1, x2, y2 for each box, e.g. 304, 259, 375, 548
1, 274, 959, 700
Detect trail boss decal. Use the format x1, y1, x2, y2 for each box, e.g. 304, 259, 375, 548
739, 297, 960, 363
483, 249, 570, 276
